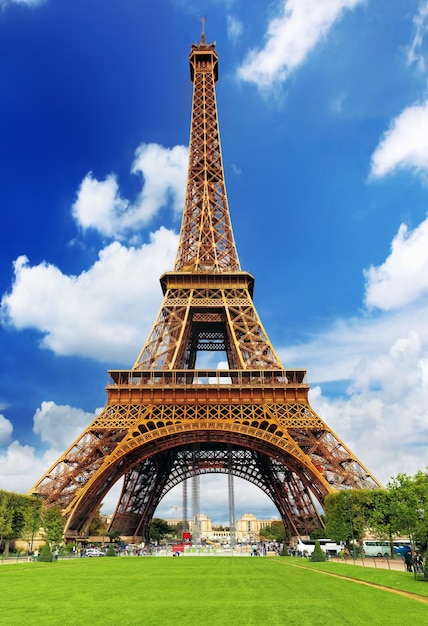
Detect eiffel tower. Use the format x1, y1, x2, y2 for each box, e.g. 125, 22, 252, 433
31, 32, 381, 541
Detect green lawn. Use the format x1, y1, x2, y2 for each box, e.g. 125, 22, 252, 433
1, 556, 427, 625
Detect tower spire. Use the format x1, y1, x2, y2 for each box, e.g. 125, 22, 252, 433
174, 32, 240, 273
200, 16, 206, 45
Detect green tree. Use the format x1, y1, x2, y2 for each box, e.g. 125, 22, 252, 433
21, 497, 43, 553
0, 491, 14, 556
324, 490, 372, 548
0, 491, 38, 557
106, 529, 121, 543
388, 471, 428, 550
38, 542, 52, 562
88, 507, 108, 536
42, 507, 65, 548
260, 521, 286, 543
324, 491, 354, 545
149, 518, 171, 543
310, 527, 327, 540
106, 544, 117, 557
310, 539, 326, 562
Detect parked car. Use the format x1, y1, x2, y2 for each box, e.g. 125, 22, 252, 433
86, 548, 104, 557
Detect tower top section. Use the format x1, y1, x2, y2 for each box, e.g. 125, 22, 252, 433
189, 37, 218, 83
174, 37, 240, 273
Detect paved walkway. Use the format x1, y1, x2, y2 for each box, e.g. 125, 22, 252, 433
329, 556, 409, 572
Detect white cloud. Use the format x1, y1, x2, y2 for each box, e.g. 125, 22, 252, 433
0, 441, 53, 494
364, 217, 428, 311
33, 401, 97, 451
0, 414, 13, 446
72, 143, 188, 240
370, 99, 428, 179
278, 212, 428, 486
407, 1, 428, 72
237, 0, 364, 88
0, 0, 46, 7
310, 329, 428, 486
227, 15, 243, 42
1, 227, 178, 363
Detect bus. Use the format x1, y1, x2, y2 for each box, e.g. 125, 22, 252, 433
362, 540, 391, 557
392, 540, 412, 556
363, 539, 413, 558
295, 538, 342, 556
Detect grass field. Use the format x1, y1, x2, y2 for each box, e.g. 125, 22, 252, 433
1, 556, 427, 625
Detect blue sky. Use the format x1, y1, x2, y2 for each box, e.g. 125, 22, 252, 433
1, 0, 428, 524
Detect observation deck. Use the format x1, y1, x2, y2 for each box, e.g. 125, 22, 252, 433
106, 369, 309, 405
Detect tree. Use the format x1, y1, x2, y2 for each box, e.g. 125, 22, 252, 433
21, 497, 43, 553
260, 521, 286, 543
324, 490, 374, 548
387, 471, 428, 551
106, 529, 121, 543
42, 507, 65, 548
310, 527, 327, 540
310, 540, 326, 562
324, 491, 355, 546
149, 518, 171, 543
0, 492, 14, 556
0, 491, 40, 557
38, 542, 52, 562
106, 544, 117, 557
88, 508, 108, 536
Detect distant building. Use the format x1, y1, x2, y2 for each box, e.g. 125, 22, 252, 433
165, 512, 279, 543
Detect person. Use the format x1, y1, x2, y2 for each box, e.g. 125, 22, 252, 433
414, 553, 423, 573
404, 549, 413, 572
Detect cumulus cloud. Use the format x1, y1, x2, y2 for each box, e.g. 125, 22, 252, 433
0, 401, 99, 494
0, 414, 13, 446
279, 214, 428, 484
72, 143, 188, 240
1, 227, 178, 363
237, 0, 364, 88
364, 217, 428, 311
0, 441, 53, 493
310, 329, 428, 485
33, 401, 98, 451
370, 99, 428, 179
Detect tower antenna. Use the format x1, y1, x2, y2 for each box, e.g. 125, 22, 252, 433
200, 16, 206, 44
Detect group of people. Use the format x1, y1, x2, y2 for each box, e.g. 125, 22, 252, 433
403, 549, 424, 573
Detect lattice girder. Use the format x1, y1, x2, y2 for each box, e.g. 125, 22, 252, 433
133, 277, 281, 370
174, 41, 240, 273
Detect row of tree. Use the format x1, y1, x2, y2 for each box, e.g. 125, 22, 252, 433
323, 470, 428, 553
0, 490, 64, 557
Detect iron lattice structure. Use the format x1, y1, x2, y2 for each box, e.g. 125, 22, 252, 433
30, 35, 381, 541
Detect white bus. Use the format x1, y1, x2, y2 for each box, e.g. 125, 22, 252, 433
295, 538, 342, 556
362, 540, 391, 557
363, 539, 413, 558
